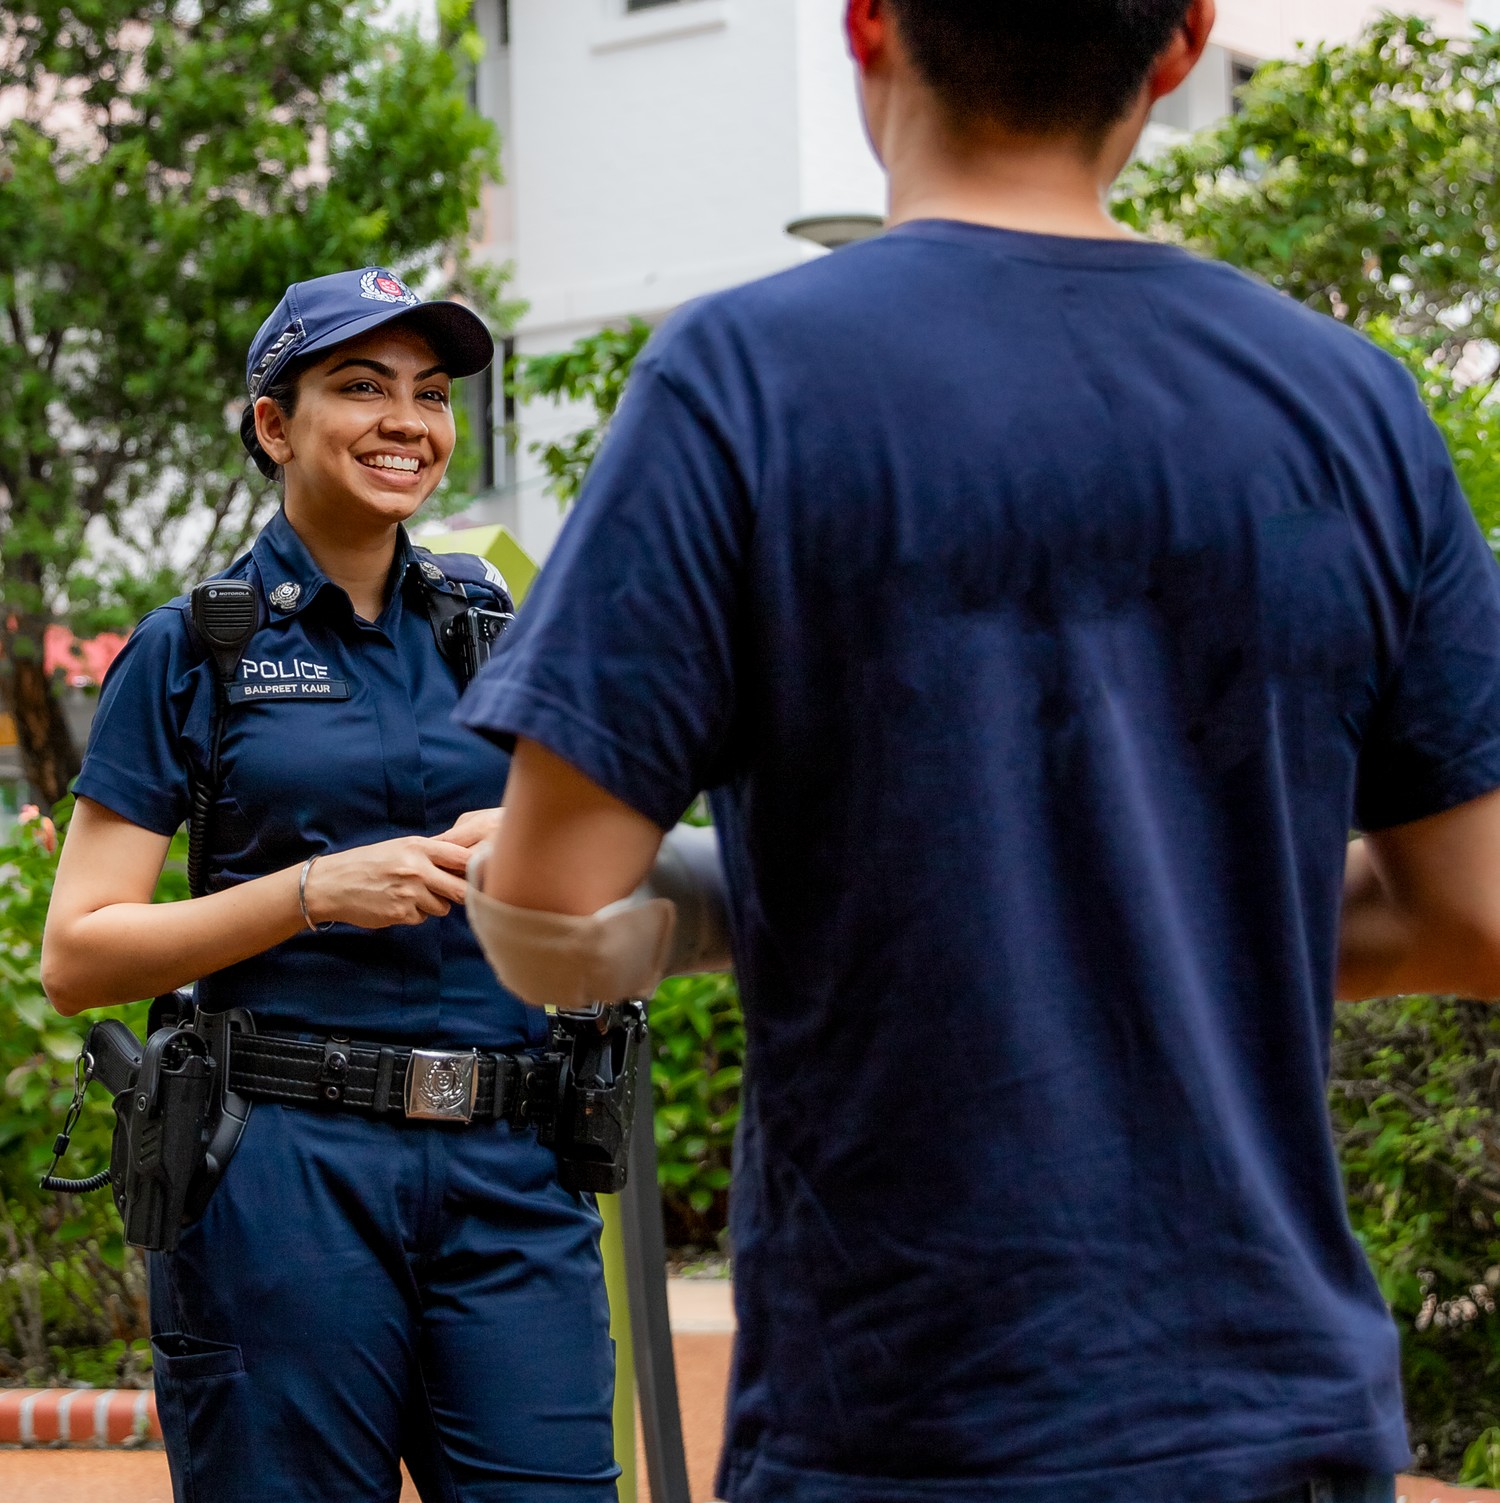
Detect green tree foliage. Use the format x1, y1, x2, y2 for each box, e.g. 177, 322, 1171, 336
1117, 12, 1500, 538
510, 318, 653, 506
0, 0, 508, 805
1119, 16, 1500, 1474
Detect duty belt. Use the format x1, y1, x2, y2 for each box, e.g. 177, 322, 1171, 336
227, 1032, 563, 1127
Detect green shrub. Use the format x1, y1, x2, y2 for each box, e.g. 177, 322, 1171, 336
0, 802, 159, 1385
1461, 1428, 1500, 1490
1332, 996, 1500, 1475
649, 970, 743, 1249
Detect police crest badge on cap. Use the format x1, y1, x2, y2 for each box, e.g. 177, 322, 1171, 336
360, 270, 421, 307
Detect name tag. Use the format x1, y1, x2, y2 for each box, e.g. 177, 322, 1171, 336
229, 679, 350, 703
231, 655, 348, 703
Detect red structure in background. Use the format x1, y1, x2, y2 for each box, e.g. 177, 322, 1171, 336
43, 626, 128, 688
0, 628, 128, 774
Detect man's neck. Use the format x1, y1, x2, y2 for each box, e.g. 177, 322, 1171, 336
881, 111, 1141, 242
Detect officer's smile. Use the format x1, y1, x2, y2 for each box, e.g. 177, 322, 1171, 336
356, 451, 426, 488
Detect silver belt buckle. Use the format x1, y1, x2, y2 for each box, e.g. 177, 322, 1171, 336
404, 1049, 479, 1123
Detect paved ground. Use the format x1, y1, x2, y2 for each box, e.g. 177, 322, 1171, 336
3, 1283, 1496, 1503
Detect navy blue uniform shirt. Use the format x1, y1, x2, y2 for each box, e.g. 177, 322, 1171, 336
78, 508, 544, 1050
457, 223, 1500, 1503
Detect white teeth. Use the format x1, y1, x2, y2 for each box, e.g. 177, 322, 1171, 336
362, 454, 420, 472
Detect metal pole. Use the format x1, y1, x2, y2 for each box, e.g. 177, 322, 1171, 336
620, 1049, 693, 1503
599, 1193, 637, 1503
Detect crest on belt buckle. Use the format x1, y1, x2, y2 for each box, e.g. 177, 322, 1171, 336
405, 1050, 478, 1122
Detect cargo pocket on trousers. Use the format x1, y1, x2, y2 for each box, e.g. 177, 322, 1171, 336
153, 1333, 244, 1379
152, 1334, 248, 1503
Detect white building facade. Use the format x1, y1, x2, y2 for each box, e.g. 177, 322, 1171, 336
464, 0, 1478, 560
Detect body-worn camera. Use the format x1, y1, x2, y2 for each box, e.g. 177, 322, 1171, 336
440, 607, 512, 685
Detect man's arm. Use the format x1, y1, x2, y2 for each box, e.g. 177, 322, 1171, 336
1338, 785, 1500, 1000
463, 738, 683, 1010
484, 738, 665, 914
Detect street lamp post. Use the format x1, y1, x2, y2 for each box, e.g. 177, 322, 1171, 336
785, 212, 886, 250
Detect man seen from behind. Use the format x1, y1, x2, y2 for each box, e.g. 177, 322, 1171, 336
458, 4, 1500, 1501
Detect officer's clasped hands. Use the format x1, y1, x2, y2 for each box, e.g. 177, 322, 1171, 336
433, 806, 500, 853
300, 833, 473, 929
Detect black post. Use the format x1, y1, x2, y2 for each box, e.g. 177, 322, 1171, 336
620, 1048, 693, 1503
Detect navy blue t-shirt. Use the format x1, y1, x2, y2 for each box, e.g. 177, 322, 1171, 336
457, 222, 1500, 1502
77, 508, 545, 1050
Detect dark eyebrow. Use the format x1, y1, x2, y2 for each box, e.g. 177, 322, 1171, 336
326, 357, 395, 379
324, 358, 450, 382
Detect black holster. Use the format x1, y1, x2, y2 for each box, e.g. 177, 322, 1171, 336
85, 1000, 254, 1253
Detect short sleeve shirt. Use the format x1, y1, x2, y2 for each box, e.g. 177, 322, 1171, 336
457, 223, 1500, 1503
78, 508, 545, 1050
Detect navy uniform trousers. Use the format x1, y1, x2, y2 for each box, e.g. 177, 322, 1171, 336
148, 1103, 618, 1502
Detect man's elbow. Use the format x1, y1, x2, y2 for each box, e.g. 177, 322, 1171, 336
1449, 919, 1500, 1000
1410, 910, 1500, 1001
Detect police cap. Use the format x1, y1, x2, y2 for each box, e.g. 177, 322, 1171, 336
240, 267, 494, 475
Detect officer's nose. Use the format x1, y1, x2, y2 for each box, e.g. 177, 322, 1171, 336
379, 394, 430, 442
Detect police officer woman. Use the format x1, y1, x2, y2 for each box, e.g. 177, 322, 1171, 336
41, 269, 617, 1502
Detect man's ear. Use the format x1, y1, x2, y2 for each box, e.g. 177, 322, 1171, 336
1147, 0, 1216, 103
845, 0, 887, 71
253, 395, 293, 467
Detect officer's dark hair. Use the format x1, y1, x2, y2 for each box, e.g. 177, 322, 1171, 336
245, 358, 311, 485
883, 0, 1193, 144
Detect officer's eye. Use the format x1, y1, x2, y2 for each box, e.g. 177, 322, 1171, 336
343, 380, 382, 395
420, 388, 451, 407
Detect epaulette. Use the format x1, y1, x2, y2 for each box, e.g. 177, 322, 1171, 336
413, 546, 515, 614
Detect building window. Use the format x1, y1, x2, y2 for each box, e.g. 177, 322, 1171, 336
499, 0, 509, 46
1230, 57, 1257, 114
471, 363, 497, 494
626, 0, 681, 10
500, 337, 518, 492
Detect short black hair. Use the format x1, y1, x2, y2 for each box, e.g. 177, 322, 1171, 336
884, 0, 1193, 142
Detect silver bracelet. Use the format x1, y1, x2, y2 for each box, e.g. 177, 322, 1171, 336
298, 855, 331, 933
